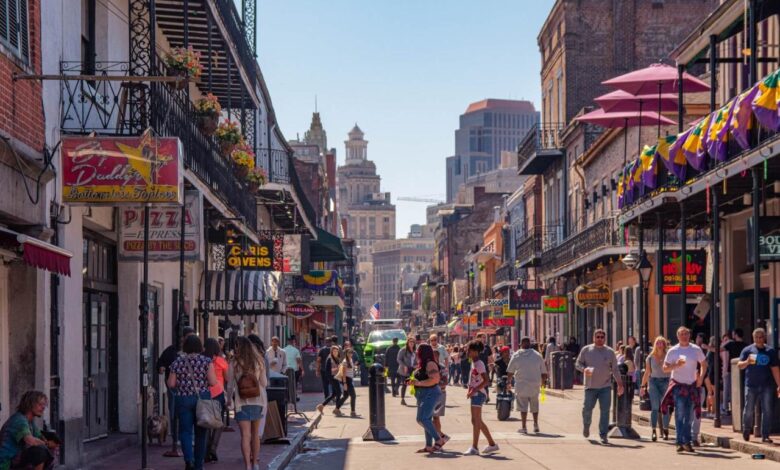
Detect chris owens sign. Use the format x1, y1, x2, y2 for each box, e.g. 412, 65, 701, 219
659, 249, 706, 294
61, 134, 182, 204
227, 240, 275, 270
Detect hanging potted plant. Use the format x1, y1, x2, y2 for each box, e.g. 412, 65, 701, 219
215, 120, 242, 156
246, 167, 267, 193
195, 93, 221, 135
164, 46, 202, 90
230, 142, 255, 179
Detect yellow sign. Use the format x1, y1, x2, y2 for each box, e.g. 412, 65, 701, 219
227, 242, 274, 270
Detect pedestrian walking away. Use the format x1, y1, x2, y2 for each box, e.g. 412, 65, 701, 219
283, 335, 304, 396
661, 326, 707, 453
156, 326, 196, 448
167, 335, 218, 470
317, 345, 346, 416
227, 336, 268, 470
397, 337, 417, 406
640, 336, 671, 441
737, 328, 780, 444
385, 337, 401, 397
575, 329, 623, 445
203, 337, 230, 463
340, 346, 359, 417
411, 343, 447, 454
449, 346, 461, 385
464, 340, 499, 456
316, 337, 335, 400
507, 337, 547, 434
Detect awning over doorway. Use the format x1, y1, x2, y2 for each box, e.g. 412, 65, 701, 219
0, 227, 73, 276
199, 271, 281, 314
309, 227, 346, 262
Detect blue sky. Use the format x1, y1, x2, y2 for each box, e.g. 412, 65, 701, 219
258, 0, 555, 237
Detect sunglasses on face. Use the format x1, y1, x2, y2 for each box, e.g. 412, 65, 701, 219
595, 335, 605, 339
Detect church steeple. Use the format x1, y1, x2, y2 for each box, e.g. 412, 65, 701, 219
303, 110, 327, 154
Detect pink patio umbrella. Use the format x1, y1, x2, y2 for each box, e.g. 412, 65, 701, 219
595, 89, 679, 138
602, 63, 710, 95
575, 109, 675, 183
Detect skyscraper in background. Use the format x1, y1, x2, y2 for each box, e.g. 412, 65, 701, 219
445, 99, 538, 202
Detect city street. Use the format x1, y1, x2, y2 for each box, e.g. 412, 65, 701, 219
290, 385, 768, 470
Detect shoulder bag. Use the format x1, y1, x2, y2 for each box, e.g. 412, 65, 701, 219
196, 398, 223, 429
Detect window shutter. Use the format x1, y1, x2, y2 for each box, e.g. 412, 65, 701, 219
7, 0, 17, 50
18, 0, 26, 60
0, 1, 7, 44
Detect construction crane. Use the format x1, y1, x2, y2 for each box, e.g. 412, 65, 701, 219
397, 196, 445, 203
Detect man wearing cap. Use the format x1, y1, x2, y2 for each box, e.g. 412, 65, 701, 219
507, 337, 547, 434
494, 346, 511, 380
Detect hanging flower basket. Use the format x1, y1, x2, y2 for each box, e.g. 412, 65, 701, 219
246, 167, 267, 193
233, 164, 249, 180
215, 120, 242, 157
164, 46, 202, 90
230, 143, 255, 181
195, 94, 222, 135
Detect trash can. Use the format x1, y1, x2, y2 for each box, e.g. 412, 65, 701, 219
301, 351, 322, 393
268, 373, 289, 437
731, 358, 744, 432
551, 351, 574, 390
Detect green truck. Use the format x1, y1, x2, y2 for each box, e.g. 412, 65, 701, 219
361, 329, 407, 367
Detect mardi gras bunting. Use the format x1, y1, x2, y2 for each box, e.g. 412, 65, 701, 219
706, 97, 737, 162
640, 144, 658, 189
751, 69, 780, 131
655, 134, 686, 181
682, 114, 711, 171
731, 85, 759, 149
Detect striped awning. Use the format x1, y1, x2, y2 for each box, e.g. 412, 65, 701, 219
199, 271, 281, 315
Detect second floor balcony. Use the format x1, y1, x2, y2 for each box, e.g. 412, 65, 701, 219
515, 225, 562, 268
517, 123, 565, 175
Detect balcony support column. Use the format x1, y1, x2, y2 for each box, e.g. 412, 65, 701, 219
129, 0, 155, 132
680, 201, 687, 332
207, 10, 213, 92
657, 213, 664, 337
638, 222, 645, 356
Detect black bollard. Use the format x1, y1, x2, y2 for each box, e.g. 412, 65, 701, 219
362, 363, 395, 441
608, 371, 640, 439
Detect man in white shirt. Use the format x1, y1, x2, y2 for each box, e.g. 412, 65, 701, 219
507, 337, 548, 434
429, 334, 449, 369
663, 326, 707, 453
283, 335, 304, 390
267, 336, 287, 374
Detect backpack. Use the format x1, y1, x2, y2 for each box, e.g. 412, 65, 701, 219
237, 370, 261, 399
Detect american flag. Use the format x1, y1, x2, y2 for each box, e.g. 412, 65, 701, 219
369, 302, 380, 320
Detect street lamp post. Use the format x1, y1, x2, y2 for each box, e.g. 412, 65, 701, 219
637, 253, 653, 356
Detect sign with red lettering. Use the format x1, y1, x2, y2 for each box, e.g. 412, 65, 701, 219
574, 284, 610, 308
118, 190, 201, 261
542, 295, 568, 314
62, 133, 182, 204
659, 249, 706, 294
483, 317, 515, 327
511, 288, 544, 310
286, 303, 316, 320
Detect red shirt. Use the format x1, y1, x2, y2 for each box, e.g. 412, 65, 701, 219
210, 356, 228, 398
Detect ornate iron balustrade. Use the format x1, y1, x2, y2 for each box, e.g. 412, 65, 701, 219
255, 148, 290, 185
494, 262, 513, 284
540, 218, 619, 272
59, 60, 257, 228
214, 0, 257, 88
517, 122, 565, 168
515, 225, 563, 265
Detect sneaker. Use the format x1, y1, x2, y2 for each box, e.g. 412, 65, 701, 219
333, 408, 344, 416
401, 398, 407, 406
676, 445, 684, 453
683, 443, 695, 453
482, 444, 499, 454
762, 438, 774, 444
463, 446, 479, 456
519, 427, 528, 434
350, 411, 359, 418
583, 428, 590, 439
316, 404, 324, 414
600, 435, 609, 445
533, 424, 540, 433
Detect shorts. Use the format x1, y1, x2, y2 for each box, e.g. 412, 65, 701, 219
470, 392, 486, 407
433, 390, 447, 417
235, 404, 263, 421
517, 395, 540, 413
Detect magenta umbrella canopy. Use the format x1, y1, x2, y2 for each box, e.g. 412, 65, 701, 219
602, 63, 710, 95
574, 108, 675, 128
594, 89, 679, 113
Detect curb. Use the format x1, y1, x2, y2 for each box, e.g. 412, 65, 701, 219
268, 412, 322, 470
631, 412, 780, 462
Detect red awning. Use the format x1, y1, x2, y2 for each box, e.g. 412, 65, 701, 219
0, 228, 72, 276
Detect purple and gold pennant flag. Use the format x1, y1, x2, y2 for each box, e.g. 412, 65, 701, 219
682, 114, 711, 171
731, 85, 759, 149
752, 69, 780, 131
706, 97, 737, 162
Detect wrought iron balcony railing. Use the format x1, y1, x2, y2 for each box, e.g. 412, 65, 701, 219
517, 123, 565, 173
540, 217, 619, 272
255, 148, 290, 185
515, 225, 563, 266
494, 262, 513, 284
213, 0, 257, 88
59, 61, 257, 228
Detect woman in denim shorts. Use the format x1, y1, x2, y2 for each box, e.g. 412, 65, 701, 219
227, 337, 267, 470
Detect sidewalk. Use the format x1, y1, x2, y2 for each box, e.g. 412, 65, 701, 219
547, 385, 780, 461
84, 392, 322, 470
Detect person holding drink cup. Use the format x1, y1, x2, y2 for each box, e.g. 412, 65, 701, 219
737, 328, 780, 443
575, 329, 623, 445
662, 326, 707, 453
